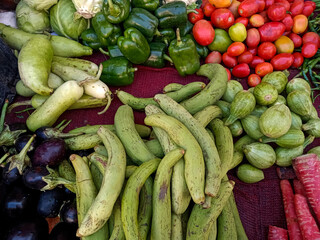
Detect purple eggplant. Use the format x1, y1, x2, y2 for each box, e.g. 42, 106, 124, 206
37, 187, 66, 218
60, 200, 78, 224
14, 134, 38, 153
49, 222, 79, 240
32, 138, 66, 167
2, 164, 21, 185
23, 166, 49, 190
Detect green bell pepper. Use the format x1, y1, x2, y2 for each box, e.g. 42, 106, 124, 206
180, 20, 193, 37
101, 57, 137, 86
123, 8, 160, 42
153, 28, 176, 46
100, 45, 124, 58
168, 28, 200, 77
185, 34, 209, 58
103, 0, 130, 24
105, 25, 122, 46
91, 12, 114, 39
117, 27, 150, 64
143, 42, 172, 68
154, 1, 188, 29
132, 0, 159, 12
81, 28, 103, 50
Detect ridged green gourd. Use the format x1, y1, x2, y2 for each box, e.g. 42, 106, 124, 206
259, 104, 291, 138
261, 71, 288, 93
237, 163, 264, 183
227, 120, 243, 137
243, 142, 276, 169
308, 146, 320, 158
286, 78, 311, 96
240, 115, 264, 140
250, 105, 268, 117
302, 119, 320, 137
253, 82, 278, 106
290, 112, 303, 130
260, 129, 305, 148
216, 100, 230, 118
225, 90, 256, 126
222, 80, 243, 103
270, 95, 286, 106
287, 90, 313, 118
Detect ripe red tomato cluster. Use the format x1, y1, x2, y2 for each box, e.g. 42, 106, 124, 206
188, 0, 319, 86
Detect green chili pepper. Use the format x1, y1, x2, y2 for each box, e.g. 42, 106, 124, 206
91, 12, 114, 39
101, 57, 137, 86
117, 27, 150, 64
105, 24, 122, 46
185, 34, 208, 58
100, 45, 124, 58
143, 42, 172, 68
179, 20, 193, 37
153, 28, 176, 46
81, 28, 103, 50
123, 8, 160, 42
103, 0, 130, 24
168, 28, 200, 77
154, 1, 188, 29
132, 0, 159, 11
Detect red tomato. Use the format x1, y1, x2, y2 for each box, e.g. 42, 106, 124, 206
255, 62, 273, 77
238, 0, 259, 17
259, 11, 269, 23
228, 0, 241, 18
256, 0, 266, 12
246, 28, 260, 48
211, 9, 235, 29
281, 14, 293, 32
288, 33, 302, 48
249, 56, 265, 68
302, 32, 320, 46
227, 42, 246, 56
188, 9, 204, 24
235, 17, 249, 27
248, 47, 258, 55
205, 51, 222, 64
259, 22, 286, 42
292, 52, 304, 68
270, 53, 294, 70
247, 74, 261, 87
238, 51, 254, 64
202, 3, 215, 17
232, 63, 250, 78
250, 14, 265, 27
267, 3, 286, 21
225, 68, 232, 80
222, 52, 238, 68
265, 0, 274, 9
258, 42, 276, 60
304, 1, 316, 10
292, 14, 308, 34
301, 42, 318, 58
290, 0, 304, 17
302, 2, 314, 17
193, 20, 215, 46
275, 0, 290, 11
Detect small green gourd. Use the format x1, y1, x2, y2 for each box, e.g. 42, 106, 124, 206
308, 146, 320, 158
228, 120, 243, 137
261, 71, 288, 93
290, 112, 303, 130
260, 129, 305, 148
243, 142, 276, 169
287, 90, 313, 118
237, 164, 264, 184
250, 105, 268, 118
270, 95, 286, 106
216, 100, 230, 118
222, 80, 243, 103
253, 82, 278, 106
302, 119, 320, 137
259, 104, 292, 138
286, 78, 311, 96
301, 106, 319, 122
240, 115, 264, 140
225, 90, 256, 126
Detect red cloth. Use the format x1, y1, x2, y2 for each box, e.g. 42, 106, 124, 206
5, 52, 320, 239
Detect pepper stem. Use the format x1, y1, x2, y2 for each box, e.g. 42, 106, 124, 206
107, 0, 120, 17
0, 99, 9, 133
7, 100, 32, 113
303, 135, 315, 149
128, 67, 138, 73
99, 47, 110, 56
176, 28, 182, 44
163, 54, 173, 63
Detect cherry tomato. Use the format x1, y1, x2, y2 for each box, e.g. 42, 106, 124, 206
249, 56, 265, 68
304, 1, 316, 10
238, 51, 254, 64
211, 9, 235, 29
281, 14, 293, 32
193, 20, 215, 46
258, 42, 276, 60
202, 3, 215, 17
227, 42, 246, 56
270, 53, 294, 70
258, 22, 286, 42
250, 14, 265, 27
265, 0, 274, 9
248, 47, 258, 56
292, 14, 308, 34
274, 36, 294, 53
302, 32, 320, 46
205, 51, 222, 64
256, 0, 266, 11
292, 52, 304, 68
255, 62, 273, 77
247, 74, 261, 87
267, 3, 286, 21
228, 0, 241, 18
232, 63, 250, 78
238, 0, 259, 17
302, 3, 314, 17
188, 9, 204, 24
275, 0, 290, 11
301, 42, 318, 58
288, 32, 302, 48
235, 17, 249, 27
225, 68, 232, 80
222, 52, 238, 68
290, 0, 304, 17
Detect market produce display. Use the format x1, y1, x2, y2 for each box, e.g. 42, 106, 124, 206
0, 0, 320, 239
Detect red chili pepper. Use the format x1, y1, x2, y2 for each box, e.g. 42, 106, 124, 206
258, 22, 286, 42
188, 8, 204, 24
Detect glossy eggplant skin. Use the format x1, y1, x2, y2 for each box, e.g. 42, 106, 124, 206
2, 164, 21, 185
8, 122, 28, 132
37, 187, 66, 218
23, 166, 49, 190
14, 134, 38, 153
49, 222, 79, 240
4, 217, 49, 240
32, 138, 66, 167
60, 200, 78, 224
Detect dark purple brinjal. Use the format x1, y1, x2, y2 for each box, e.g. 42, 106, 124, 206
8, 122, 28, 132
49, 222, 79, 240
37, 187, 66, 218
14, 134, 38, 153
32, 138, 66, 167
2, 164, 21, 185
23, 166, 49, 190
4, 216, 49, 240
60, 200, 78, 224
35, 125, 83, 141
